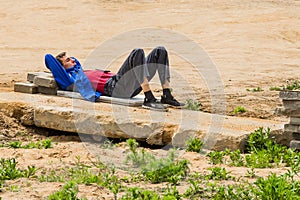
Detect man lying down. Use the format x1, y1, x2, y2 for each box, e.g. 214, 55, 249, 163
45, 46, 184, 111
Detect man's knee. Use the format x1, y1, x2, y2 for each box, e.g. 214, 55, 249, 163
132, 48, 145, 58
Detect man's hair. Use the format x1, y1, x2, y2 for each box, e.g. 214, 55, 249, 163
56, 52, 66, 65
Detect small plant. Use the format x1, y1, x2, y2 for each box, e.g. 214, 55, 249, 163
6, 139, 52, 149
269, 86, 282, 91
207, 151, 224, 165
285, 80, 300, 90
0, 158, 36, 180
252, 173, 300, 199
246, 87, 263, 92
186, 137, 204, 153
246, 168, 256, 178
48, 181, 85, 200
185, 99, 202, 111
225, 149, 244, 167
232, 106, 246, 115
245, 127, 272, 153
39, 170, 66, 183
9, 185, 21, 192
269, 80, 300, 91
8, 141, 22, 148
205, 167, 232, 180
121, 187, 160, 200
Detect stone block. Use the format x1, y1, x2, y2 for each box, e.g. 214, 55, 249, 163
292, 132, 300, 140
27, 72, 52, 82
290, 117, 300, 125
284, 124, 300, 133
276, 107, 300, 117
283, 100, 300, 109
38, 86, 57, 95
290, 140, 300, 150
33, 76, 57, 88
279, 91, 300, 100
14, 82, 38, 94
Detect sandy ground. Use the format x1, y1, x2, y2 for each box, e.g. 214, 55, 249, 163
0, 0, 300, 199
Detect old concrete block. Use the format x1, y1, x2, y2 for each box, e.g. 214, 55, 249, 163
27, 72, 52, 82
279, 91, 300, 100
33, 76, 57, 88
283, 100, 300, 109
290, 140, 300, 150
292, 132, 300, 140
38, 86, 57, 95
14, 82, 38, 94
284, 124, 300, 133
290, 117, 300, 125
276, 107, 300, 117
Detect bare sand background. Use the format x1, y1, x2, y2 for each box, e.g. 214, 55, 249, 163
0, 0, 300, 199
0, 0, 300, 119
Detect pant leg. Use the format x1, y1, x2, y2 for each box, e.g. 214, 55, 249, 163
111, 48, 146, 98
146, 46, 171, 85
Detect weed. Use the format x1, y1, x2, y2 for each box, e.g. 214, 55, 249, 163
245, 127, 271, 153
102, 168, 123, 200
246, 87, 263, 92
186, 137, 204, 153
185, 99, 202, 111
207, 151, 224, 165
8, 141, 22, 148
183, 178, 204, 199
225, 149, 244, 167
9, 185, 21, 192
39, 170, 66, 182
0, 158, 36, 180
205, 167, 232, 181
125, 140, 190, 184
48, 181, 86, 200
6, 139, 52, 149
252, 173, 300, 200
269, 86, 282, 91
232, 106, 246, 115
285, 80, 300, 90
270, 80, 300, 91
246, 168, 256, 178
121, 187, 160, 200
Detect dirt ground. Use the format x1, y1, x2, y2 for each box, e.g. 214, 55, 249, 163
0, 0, 300, 199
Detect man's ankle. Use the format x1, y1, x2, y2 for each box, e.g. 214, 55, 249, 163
144, 90, 156, 102
163, 88, 173, 99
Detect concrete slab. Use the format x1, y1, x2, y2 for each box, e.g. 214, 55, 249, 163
0, 91, 285, 151
14, 82, 38, 94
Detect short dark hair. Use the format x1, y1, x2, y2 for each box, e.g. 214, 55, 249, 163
56, 52, 66, 65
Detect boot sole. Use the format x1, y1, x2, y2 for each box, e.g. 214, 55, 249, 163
142, 105, 167, 112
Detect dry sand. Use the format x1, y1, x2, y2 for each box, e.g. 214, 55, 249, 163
0, 0, 300, 199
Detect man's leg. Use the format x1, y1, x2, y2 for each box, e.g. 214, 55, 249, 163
146, 46, 170, 86
111, 48, 146, 98
146, 46, 184, 107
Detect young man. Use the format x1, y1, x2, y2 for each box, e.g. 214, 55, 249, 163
56, 46, 184, 111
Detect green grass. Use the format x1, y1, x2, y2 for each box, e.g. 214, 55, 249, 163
232, 106, 246, 115
3, 132, 300, 199
185, 99, 202, 111
246, 87, 264, 92
48, 181, 86, 200
270, 80, 300, 91
3, 138, 53, 149
186, 137, 204, 153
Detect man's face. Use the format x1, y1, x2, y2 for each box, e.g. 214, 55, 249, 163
61, 55, 76, 69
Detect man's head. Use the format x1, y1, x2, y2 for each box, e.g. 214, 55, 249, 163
56, 52, 76, 69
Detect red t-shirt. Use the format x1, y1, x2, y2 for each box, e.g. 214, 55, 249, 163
84, 70, 115, 94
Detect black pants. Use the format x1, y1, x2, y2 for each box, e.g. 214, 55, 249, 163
104, 46, 171, 98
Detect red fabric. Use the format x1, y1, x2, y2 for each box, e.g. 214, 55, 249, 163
84, 70, 115, 94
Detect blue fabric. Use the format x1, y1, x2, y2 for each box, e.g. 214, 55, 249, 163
45, 54, 74, 90
44, 54, 101, 102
